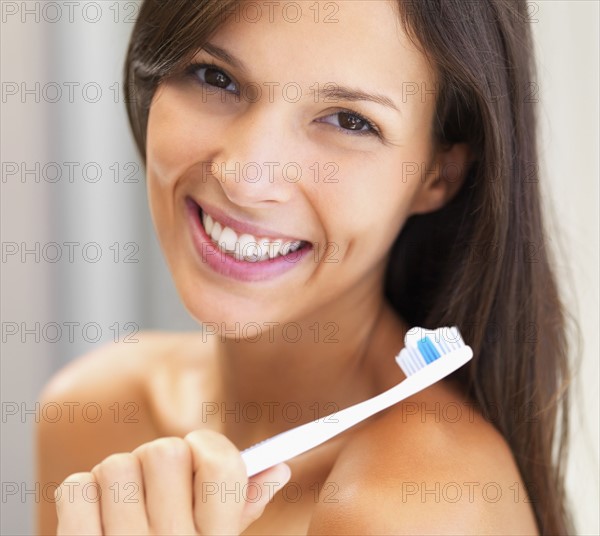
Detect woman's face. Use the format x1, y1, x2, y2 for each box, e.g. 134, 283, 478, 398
146, 0, 444, 328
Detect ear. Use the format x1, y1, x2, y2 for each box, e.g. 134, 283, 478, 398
409, 142, 473, 216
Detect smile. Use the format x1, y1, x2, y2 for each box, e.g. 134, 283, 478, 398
185, 197, 313, 282
201, 210, 306, 262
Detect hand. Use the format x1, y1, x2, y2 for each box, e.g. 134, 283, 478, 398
55, 430, 292, 535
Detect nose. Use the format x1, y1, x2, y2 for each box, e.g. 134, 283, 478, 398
210, 103, 297, 208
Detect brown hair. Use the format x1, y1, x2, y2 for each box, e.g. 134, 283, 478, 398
124, 1, 575, 533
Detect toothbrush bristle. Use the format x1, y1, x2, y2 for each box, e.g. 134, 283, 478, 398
395, 326, 466, 376
417, 337, 441, 363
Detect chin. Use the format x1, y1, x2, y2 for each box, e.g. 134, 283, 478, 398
175, 277, 295, 340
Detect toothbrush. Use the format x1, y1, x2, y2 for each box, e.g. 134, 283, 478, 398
241, 325, 473, 477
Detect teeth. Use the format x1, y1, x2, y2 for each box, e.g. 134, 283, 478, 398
210, 221, 222, 242
267, 239, 284, 259
218, 227, 238, 253
238, 234, 260, 262
257, 238, 271, 261
200, 210, 304, 261
281, 240, 302, 255
202, 212, 214, 235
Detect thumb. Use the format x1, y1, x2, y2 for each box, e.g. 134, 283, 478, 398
239, 463, 292, 530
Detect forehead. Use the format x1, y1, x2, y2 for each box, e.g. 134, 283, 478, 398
210, 0, 436, 93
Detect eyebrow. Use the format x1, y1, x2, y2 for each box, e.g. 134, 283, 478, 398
200, 42, 401, 114
201, 42, 250, 76
312, 86, 400, 113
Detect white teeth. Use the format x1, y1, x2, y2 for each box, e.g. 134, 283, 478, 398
218, 227, 238, 253
203, 213, 214, 235
238, 234, 260, 262
267, 239, 284, 259
280, 242, 292, 256
257, 238, 271, 261
281, 240, 302, 256
210, 221, 222, 242
200, 210, 305, 261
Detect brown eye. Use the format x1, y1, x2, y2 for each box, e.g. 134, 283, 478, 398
316, 110, 380, 137
338, 112, 368, 131
204, 67, 232, 89
189, 64, 238, 93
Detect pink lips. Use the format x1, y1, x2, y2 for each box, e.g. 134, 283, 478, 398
185, 198, 313, 282
199, 199, 306, 243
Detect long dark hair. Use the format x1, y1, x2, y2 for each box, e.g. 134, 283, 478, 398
124, 1, 575, 533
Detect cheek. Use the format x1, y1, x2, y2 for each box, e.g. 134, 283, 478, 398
146, 87, 216, 191
319, 152, 425, 259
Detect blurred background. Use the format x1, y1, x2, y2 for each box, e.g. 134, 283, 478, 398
1, 1, 598, 534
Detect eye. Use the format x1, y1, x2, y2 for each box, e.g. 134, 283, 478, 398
317, 110, 381, 138
186, 62, 238, 93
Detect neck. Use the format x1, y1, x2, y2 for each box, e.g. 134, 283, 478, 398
211, 278, 409, 448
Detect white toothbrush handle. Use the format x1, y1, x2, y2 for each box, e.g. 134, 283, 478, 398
241, 346, 473, 477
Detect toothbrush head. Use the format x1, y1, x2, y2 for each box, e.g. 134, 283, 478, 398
395, 326, 471, 377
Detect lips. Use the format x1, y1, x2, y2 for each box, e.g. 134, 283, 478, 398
200, 207, 308, 262
185, 197, 314, 282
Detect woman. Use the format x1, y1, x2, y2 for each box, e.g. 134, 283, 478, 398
37, 0, 574, 534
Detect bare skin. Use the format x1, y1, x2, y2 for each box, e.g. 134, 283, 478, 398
38, 324, 539, 534
37, 1, 540, 533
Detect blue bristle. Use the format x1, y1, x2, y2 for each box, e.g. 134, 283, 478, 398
417, 337, 441, 364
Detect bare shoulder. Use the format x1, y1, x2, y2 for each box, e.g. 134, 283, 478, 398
307, 381, 540, 535
39, 329, 201, 398
36, 330, 207, 535
37, 329, 212, 450
38, 329, 211, 432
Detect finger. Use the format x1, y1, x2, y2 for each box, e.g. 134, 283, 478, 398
239, 463, 292, 530
55, 472, 102, 536
132, 437, 197, 534
184, 429, 247, 535
91, 452, 149, 535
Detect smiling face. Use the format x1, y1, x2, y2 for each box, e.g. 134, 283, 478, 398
145, 0, 458, 329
